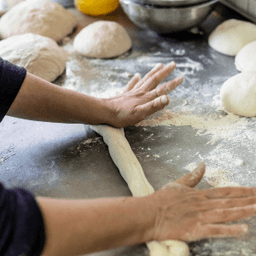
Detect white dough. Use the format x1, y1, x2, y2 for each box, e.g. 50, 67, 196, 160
0, 0, 78, 41
91, 125, 189, 256
74, 21, 132, 59
208, 19, 256, 56
220, 72, 256, 117
0, 33, 69, 82
235, 41, 256, 72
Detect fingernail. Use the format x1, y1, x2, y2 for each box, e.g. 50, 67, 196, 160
241, 224, 249, 233
154, 63, 163, 70
135, 73, 141, 79
175, 76, 183, 83
161, 95, 169, 104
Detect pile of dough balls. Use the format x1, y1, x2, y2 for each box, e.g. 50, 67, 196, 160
209, 19, 256, 117
0, 0, 132, 82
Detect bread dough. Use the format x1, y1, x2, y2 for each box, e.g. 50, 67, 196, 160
74, 21, 132, 58
208, 19, 256, 56
235, 41, 256, 72
5, 0, 24, 8
91, 125, 189, 256
220, 72, 256, 117
0, 0, 78, 41
0, 33, 69, 82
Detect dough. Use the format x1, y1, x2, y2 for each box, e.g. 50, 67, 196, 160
220, 72, 256, 117
5, 0, 24, 8
73, 21, 132, 58
91, 125, 189, 256
235, 41, 256, 72
0, 0, 78, 41
208, 19, 256, 56
0, 33, 69, 82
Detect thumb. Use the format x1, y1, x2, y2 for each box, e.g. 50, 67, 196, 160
175, 162, 205, 188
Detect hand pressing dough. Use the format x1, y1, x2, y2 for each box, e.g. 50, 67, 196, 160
91, 125, 189, 256
0, 33, 69, 82
0, 0, 78, 41
235, 41, 256, 72
74, 21, 132, 59
208, 19, 256, 56
220, 72, 256, 117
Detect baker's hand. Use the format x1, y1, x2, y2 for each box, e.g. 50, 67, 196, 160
148, 163, 256, 242
104, 62, 183, 128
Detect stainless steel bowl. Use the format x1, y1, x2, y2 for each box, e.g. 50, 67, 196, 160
120, 0, 219, 33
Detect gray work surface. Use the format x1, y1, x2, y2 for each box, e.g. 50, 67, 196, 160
1, 3, 256, 256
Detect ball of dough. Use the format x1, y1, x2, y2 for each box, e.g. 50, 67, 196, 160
0, 33, 69, 82
73, 21, 132, 59
208, 19, 256, 56
235, 41, 256, 72
220, 72, 256, 117
0, 0, 78, 41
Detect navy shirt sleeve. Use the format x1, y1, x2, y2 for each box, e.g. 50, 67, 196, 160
0, 58, 46, 255
0, 184, 46, 256
0, 57, 27, 122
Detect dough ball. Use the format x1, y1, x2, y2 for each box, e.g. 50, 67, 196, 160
73, 21, 132, 59
220, 72, 256, 117
5, 0, 24, 8
208, 19, 256, 56
235, 41, 256, 72
0, 33, 69, 82
0, 0, 78, 41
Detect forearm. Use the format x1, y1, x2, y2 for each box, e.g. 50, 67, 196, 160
37, 196, 155, 256
7, 73, 110, 124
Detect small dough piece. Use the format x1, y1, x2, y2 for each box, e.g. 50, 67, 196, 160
208, 19, 256, 56
220, 72, 256, 117
74, 21, 132, 58
0, 33, 69, 82
235, 41, 256, 72
0, 0, 78, 41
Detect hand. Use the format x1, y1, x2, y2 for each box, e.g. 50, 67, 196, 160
149, 163, 256, 242
104, 62, 183, 128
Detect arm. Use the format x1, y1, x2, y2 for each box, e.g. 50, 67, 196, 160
38, 163, 256, 256
7, 62, 183, 127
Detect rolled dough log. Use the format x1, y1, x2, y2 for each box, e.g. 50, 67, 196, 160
74, 21, 132, 59
208, 19, 256, 56
235, 41, 256, 72
0, 0, 78, 41
220, 72, 256, 117
0, 33, 69, 82
91, 125, 189, 256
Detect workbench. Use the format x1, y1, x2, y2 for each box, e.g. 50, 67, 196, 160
1, 2, 256, 255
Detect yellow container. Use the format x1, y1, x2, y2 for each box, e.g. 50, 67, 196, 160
75, 0, 119, 16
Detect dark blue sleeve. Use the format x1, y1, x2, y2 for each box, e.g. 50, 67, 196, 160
0, 183, 46, 256
0, 58, 27, 122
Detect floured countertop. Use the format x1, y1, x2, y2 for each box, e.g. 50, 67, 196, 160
1, 3, 256, 256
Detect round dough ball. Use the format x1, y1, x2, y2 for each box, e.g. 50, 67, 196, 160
235, 41, 256, 72
0, 33, 69, 82
0, 0, 78, 41
209, 19, 256, 56
220, 72, 256, 117
73, 21, 132, 59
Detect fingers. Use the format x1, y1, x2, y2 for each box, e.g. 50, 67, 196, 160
189, 223, 248, 241
201, 187, 256, 199
200, 204, 256, 224
153, 76, 183, 98
134, 63, 164, 89
135, 95, 170, 118
135, 62, 176, 92
123, 73, 141, 93
197, 196, 256, 211
175, 162, 205, 188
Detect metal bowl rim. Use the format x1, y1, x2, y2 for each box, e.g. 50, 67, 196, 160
119, 0, 218, 7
